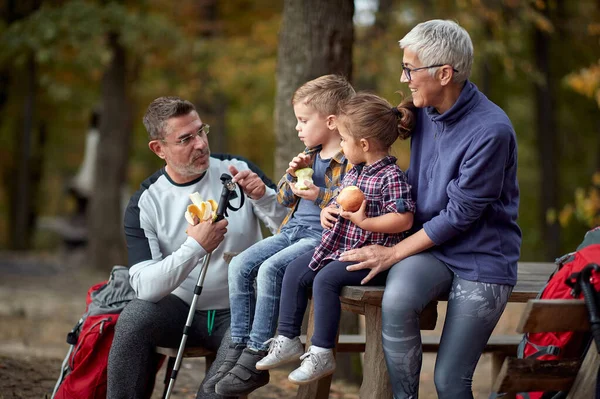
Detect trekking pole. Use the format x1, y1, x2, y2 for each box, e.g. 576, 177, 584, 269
579, 263, 600, 353
165, 173, 243, 399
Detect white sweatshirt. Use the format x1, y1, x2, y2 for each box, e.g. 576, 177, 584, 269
124, 155, 287, 310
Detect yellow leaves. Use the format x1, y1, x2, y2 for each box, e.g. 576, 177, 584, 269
565, 61, 600, 106
525, 6, 554, 34
557, 172, 600, 228
588, 23, 600, 36
558, 204, 574, 227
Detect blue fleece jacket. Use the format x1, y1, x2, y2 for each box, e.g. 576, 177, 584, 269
408, 81, 522, 285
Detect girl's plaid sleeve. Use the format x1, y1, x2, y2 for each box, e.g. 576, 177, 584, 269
382, 168, 415, 214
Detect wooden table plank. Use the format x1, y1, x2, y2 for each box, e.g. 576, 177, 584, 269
492, 357, 581, 392
340, 262, 556, 305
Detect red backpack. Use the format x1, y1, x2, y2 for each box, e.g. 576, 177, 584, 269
51, 266, 136, 399
516, 227, 600, 399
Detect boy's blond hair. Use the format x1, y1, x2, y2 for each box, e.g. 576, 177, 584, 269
292, 74, 355, 116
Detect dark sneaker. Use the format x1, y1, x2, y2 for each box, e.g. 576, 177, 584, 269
202, 344, 245, 393
215, 348, 270, 396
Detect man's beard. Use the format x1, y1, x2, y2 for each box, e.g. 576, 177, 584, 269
175, 150, 210, 177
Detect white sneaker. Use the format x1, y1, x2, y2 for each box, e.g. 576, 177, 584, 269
288, 347, 336, 385
255, 336, 304, 370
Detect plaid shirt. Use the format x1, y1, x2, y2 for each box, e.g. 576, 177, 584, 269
308, 155, 415, 271
277, 146, 352, 232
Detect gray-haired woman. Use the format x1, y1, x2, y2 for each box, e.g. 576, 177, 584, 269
340, 19, 522, 399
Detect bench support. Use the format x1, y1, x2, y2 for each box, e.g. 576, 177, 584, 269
360, 304, 392, 399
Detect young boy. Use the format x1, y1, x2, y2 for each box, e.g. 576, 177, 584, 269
205, 75, 355, 397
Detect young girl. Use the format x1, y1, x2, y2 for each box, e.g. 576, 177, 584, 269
255, 92, 416, 384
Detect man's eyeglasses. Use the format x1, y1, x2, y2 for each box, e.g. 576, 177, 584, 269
161, 124, 210, 146
401, 63, 458, 81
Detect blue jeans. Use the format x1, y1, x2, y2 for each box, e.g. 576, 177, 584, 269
228, 225, 321, 351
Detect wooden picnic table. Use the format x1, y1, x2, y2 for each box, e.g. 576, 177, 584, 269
297, 262, 557, 399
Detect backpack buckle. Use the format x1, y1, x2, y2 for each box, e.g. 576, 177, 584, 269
546, 345, 561, 356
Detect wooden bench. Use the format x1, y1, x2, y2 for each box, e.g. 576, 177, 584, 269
491, 299, 599, 398
155, 334, 371, 398
155, 345, 221, 399
157, 333, 521, 398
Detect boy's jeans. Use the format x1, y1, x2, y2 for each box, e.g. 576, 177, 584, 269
228, 225, 321, 351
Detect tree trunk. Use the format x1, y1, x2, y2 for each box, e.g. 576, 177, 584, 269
533, 8, 560, 260
12, 56, 36, 250
88, 32, 132, 271
7, 0, 41, 250
273, 0, 354, 177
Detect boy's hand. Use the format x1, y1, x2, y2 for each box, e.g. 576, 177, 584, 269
286, 153, 313, 177
340, 200, 367, 227
320, 205, 339, 229
290, 179, 319, 202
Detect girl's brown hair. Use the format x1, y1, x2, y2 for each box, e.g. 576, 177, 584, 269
338, 92, 416, 149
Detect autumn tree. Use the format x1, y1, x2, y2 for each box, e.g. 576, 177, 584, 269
274, 0, 354, 177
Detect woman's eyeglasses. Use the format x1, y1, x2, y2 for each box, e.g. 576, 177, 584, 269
401, 63, 458, 81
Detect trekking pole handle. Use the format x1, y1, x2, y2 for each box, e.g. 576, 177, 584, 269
214, 173, 243, 222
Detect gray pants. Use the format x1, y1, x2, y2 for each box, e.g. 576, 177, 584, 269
382, 253, 512, 399
107, 295, 233, 399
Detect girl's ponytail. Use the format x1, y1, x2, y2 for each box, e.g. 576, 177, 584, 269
392, 99, 416, 140
338, 92, 416, 150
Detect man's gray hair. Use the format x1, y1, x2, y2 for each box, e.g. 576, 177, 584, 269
399, 19, 473, 84
143, 96, 196, 140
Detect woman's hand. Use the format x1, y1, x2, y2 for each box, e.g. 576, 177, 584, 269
340, 245, 398, 285
320, 205, 339, 229
339, 200, 367, 227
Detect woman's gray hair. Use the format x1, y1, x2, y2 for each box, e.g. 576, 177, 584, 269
399, 19, 473, 84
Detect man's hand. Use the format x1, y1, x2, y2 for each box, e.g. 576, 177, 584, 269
285, 152, 313, 177
340, 245, 397, 285
187, 218, 228, 253
339, 200, 367, 227
290, 179, 319, 202
228, 165, 266, 200
320, 205, 339, 229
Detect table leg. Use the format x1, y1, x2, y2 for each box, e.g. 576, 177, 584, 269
360, 304, 393, 399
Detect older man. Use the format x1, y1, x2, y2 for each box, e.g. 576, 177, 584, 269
107, 96, 286, 399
